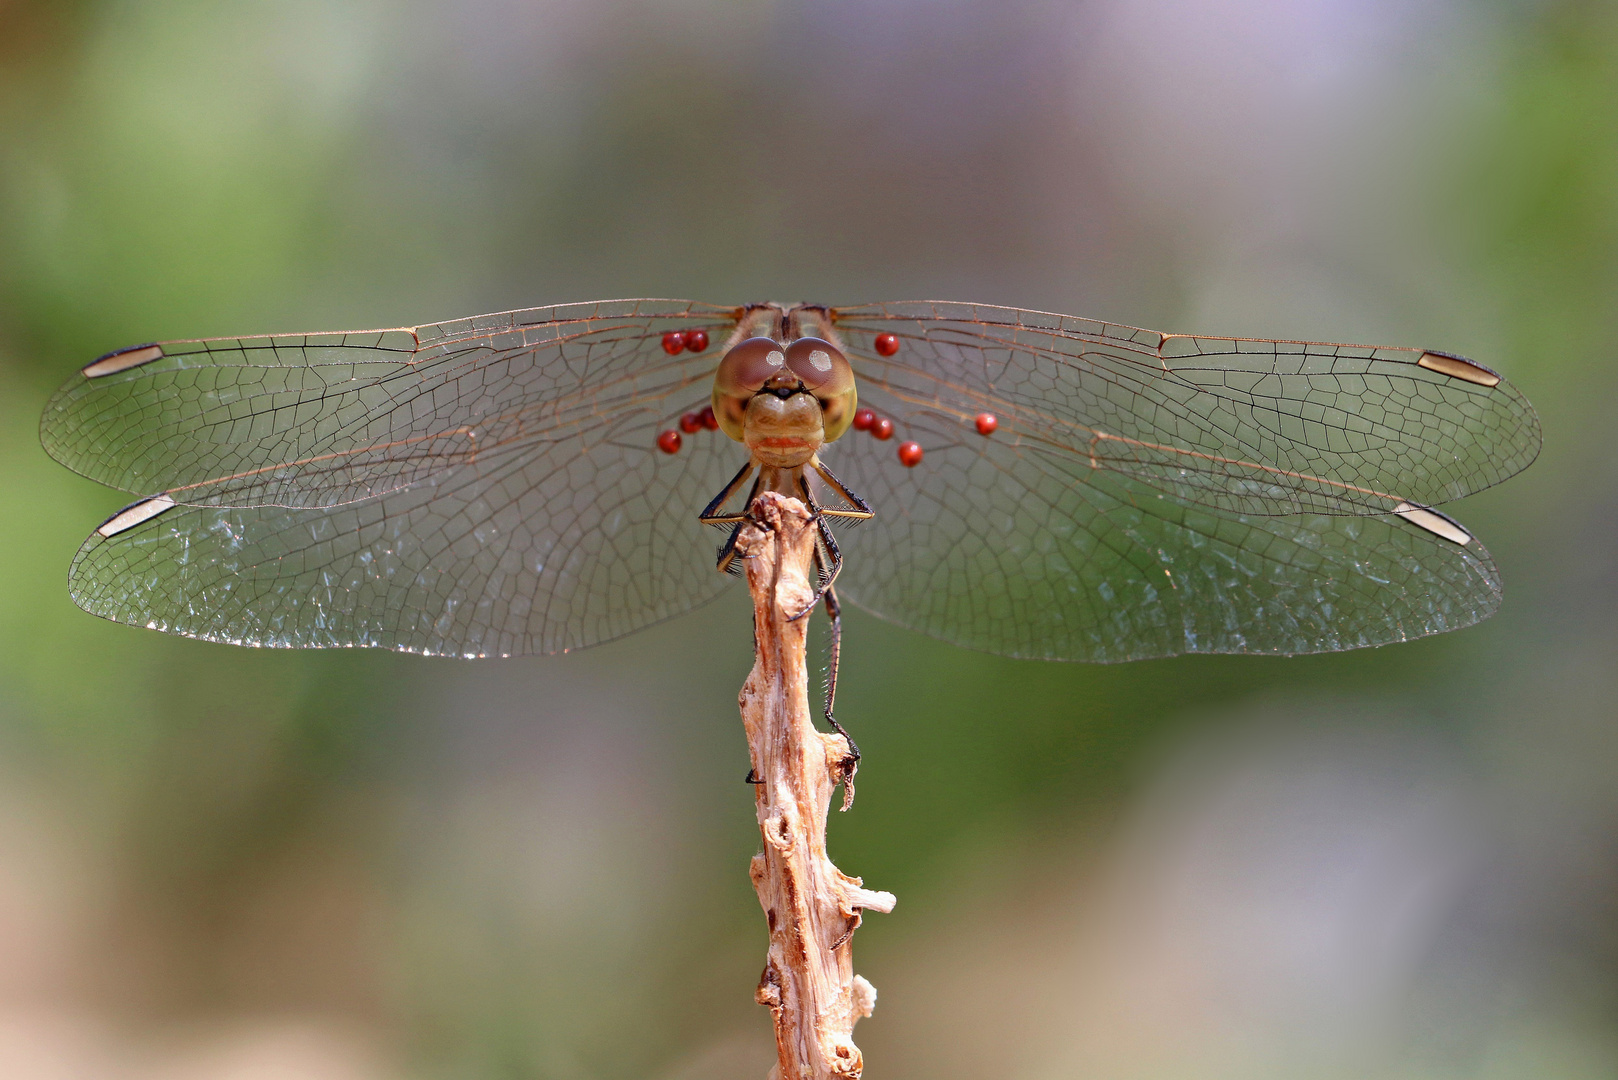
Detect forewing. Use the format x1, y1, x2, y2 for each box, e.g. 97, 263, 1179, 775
819, 301, 1520, 659
56, 299, 748, 655
42, 299, 739, 509
831, 301, 1540, 518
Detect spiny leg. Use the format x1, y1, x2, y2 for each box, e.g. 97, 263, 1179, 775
796, 458, 871, 613
819, 582, 859, 810
699, 459, 758, 527
802, 468, 864, 762
810, 459, 874, 520
710, 471, 763, 576
715, 517, 752, 576
811, 508, 844, 594
785, 473, 849, 621
820, 584, 858, 760
801, 485, 859, 765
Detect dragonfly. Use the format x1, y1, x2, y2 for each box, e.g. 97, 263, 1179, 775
41, 299, 1540, 720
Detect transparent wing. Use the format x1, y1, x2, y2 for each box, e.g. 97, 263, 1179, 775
821, 437, 1502, 660
55, 301, 750, 656
42, 299, 739, 508
818, 301, 1533, 659
831, 301, 1540, 519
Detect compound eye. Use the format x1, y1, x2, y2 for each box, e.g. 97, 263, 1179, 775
785, 338, 858, 443
783, 337, 852, 395
714, 337, 787, 396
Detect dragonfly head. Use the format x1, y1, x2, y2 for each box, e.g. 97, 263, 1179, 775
713, 336, 858, 467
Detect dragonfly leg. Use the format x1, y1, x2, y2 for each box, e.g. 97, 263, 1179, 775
793, 509, 862, 773
699, 459, 758, 527
812, 512, 843, 592
711, 471, 764, 575
785, 475, 845, 620
715, 520, 750, 575
809, 459, 874, 521
821, 584, 860, 812
820, 584, 859, 761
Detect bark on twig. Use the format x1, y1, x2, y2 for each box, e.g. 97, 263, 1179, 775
737, 492, 896, 1080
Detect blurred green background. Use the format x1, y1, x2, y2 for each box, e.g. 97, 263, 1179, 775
0, 1, 1613, 1077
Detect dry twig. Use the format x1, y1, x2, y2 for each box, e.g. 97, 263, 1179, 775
736, 492, 896, 1080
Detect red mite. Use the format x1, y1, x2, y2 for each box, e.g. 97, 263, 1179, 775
975, 412, 998, 436
685, 329, 709, 352
871, 416, 895, 441
656, 429, 682, 454
699, 405, 718, 431
661, 331, 686, 355
898, 441, 923, 467
852, 407, 875, 431
679, 412, 702, 434
874, 332, 899, 357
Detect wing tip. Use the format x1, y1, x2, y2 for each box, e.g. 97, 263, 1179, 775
95, 493, 176, 537
1392, 501, 1473, 546
1417, 349, 1502, 387
83, 343, 164, 378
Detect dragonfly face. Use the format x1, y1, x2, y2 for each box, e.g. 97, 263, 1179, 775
710, 305, 859, 469
40, 299, 1540, 662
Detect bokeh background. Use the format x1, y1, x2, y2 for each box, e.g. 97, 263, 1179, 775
0, 1, 1613, 1077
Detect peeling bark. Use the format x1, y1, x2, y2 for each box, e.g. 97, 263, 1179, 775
736, 492, 895, 1080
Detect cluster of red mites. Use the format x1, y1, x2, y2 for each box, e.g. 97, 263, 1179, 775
656, 404, 718, 454
661, 329, 711, 355
850, 410, 997, 469
852, 408, 922, 467
680, 406, 719, 434
656, 329, 714, 452
863, 333, 918, 464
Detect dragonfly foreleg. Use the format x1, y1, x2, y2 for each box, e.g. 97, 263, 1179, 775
809, 459, 874, 522
698, 459, 759, 527
708, 465, 763, 575
715, 521, 751, 575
